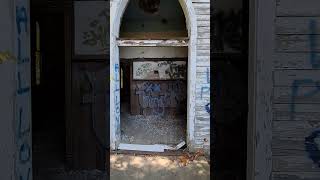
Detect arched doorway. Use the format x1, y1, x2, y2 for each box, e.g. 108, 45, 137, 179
110, 0, 197, 151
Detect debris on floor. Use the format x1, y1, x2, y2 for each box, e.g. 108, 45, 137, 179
120, 111, 187, 145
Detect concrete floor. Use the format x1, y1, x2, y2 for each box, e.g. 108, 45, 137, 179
110, 154, 210, 180
120, 103, 187, 145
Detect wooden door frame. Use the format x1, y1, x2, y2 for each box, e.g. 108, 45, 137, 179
247, 0, 275, 179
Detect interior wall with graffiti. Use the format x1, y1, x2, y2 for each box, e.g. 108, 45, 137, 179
130, 59, 187, 117
272, 1, 320, 178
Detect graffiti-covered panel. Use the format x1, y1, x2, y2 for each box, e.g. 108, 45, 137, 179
133, 61, 187, 80
131, 80, 187, 116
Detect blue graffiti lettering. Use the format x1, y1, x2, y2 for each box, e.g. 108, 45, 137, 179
18, 107, 30, 138
17, 72, 30, 95
135, 81, 186, 116
16, 6, 28, 34
206, 68, 210, 83
200, 86, 210, 99
205, 103, 210, 113
305, 130, 320, 167
19, 167, 30, 180
19, 142, 30, 164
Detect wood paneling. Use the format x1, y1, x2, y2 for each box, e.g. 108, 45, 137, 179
276, 0, 320, 17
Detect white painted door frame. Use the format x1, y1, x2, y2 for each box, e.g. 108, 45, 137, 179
247, 0, 275, 179
110, 0, 198, 150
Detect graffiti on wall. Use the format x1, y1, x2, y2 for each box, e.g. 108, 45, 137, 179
74, 1, 109, 55
292, 20, 320, 120
133, 61, 186, 80
134, 81, 186, 116
198, 68, 210, 114
290, 20, 320, 165
82, 8, 109, 50
114, 63, 121, 135
15, 0, 32, 179
305, 130, 320, 167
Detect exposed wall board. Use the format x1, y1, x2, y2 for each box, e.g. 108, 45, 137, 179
273, 111, 320, 121
276, 35, 320, 52
273, 87, 320, 104
276, 0, 320, 17
198, 26, 210, 33
273, 155, 319, 172
273, 172, 320, 180
273, 121, 320, 140
272, 139, 306, 154
196, 57, 210, 67
273, 103, 320, 121
273, 70, 320, 86
274, 53, 320, 69
276, 17, 320, 35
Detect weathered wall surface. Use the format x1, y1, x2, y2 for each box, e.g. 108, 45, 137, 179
192, 0, 210, 151
272, 0, 320, 179
0, 0, 16, 179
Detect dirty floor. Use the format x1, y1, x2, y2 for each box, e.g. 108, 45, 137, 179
120, 103, 187, 145
110, 153, 210, 180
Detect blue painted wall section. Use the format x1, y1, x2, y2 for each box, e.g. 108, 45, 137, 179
15, 0, 32, 179
199, 67, 210, 114
299, 20, 320, 165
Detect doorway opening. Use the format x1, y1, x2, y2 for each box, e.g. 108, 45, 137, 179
30, 1, 109, 179
114, 0, 191, 152
212, 0, 249, 179
30, 5, 67, 178
119, 58, 188, 146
